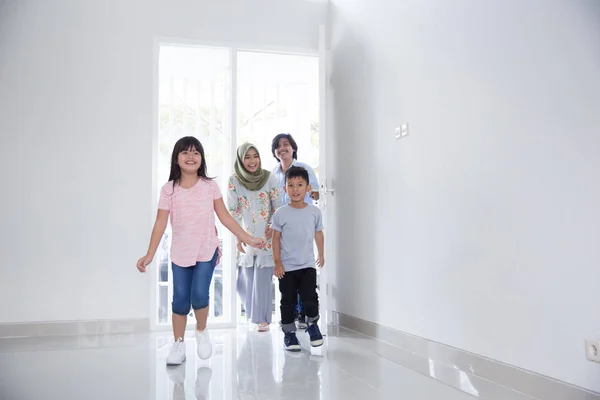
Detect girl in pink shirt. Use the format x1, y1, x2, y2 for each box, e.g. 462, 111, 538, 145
137, 136, 264, 366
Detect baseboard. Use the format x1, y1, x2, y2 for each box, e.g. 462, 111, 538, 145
333, 311, 599, 400
0, 318, 149, 338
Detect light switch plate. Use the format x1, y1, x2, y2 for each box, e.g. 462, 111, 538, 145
401, 123, 409, 137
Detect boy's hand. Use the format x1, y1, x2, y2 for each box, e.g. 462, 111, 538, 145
136, 254, 153, 273
316, 255, 325, 268
274, 262, 285, 279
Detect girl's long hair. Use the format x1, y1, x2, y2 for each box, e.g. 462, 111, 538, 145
168, 136, 212, 192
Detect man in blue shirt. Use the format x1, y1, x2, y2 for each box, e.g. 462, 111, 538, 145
271, 133, 319, 204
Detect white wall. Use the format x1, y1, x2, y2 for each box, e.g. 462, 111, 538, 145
0, 0, 325, 324
329, 0, 600, 392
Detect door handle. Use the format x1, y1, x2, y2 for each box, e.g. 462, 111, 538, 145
320, 179, 335, 196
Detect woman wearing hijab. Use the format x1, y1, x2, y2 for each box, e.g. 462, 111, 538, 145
228, 143, 283, 331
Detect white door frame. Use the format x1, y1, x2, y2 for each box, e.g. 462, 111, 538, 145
149, 36, 326, 332
317, 25, 334, 335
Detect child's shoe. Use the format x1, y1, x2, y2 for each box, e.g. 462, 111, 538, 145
306, 323, 323, 347
166, 337, 187, 365
195, 329, 212, 360
283, 332, 301, 352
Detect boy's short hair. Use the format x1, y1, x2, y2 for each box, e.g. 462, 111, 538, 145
285, 166, 310, 185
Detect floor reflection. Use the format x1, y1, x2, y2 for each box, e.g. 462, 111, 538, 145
236, 331, 277, 398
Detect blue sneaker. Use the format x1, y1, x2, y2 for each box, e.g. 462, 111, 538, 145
306, 323, 323, 347
284, 332, 301, 352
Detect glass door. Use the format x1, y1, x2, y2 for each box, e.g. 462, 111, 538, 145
156, 44, 235, 328
154, 43, 325, 330
235, 50, 320, 325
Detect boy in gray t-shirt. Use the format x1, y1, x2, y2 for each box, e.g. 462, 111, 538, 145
271, 166, 325, 351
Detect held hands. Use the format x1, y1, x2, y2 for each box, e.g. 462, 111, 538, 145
243, 236, 266, 249
316, 255, 325, 268
136, 254, 153, 273
274, 261, 285, 279
238, 234, 266, 253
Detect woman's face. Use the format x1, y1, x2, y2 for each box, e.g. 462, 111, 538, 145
243, 148, 260, 173
275, 138, 294, 162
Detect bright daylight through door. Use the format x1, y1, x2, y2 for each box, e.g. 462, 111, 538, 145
236, 50, 319, 324
155, 44, 319, 330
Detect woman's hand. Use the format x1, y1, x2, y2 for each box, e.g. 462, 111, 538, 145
237, 239, 246, 254
264, 225, 273, 239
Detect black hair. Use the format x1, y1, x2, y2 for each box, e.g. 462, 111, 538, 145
285, 166, 309, 185
168, 136, 212, 191
271, 133, 298, 162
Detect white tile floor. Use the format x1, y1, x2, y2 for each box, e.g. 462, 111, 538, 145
0, 326, 567, 400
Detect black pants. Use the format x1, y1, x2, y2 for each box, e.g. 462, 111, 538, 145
279, 268, 319, 332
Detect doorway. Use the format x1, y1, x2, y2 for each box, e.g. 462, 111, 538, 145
153, 43, 322, 330
236, 50, 320, 325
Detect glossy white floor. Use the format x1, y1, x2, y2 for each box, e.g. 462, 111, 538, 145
0, 325, 580, 400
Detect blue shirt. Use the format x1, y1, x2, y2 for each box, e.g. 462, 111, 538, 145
272, 160, 319, 205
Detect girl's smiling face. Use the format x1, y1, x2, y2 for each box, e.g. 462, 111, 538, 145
177, 146, 202, 174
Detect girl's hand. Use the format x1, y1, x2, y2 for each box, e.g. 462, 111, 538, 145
316, 255, 325, 268
137, 254, 153, 273
237, 239, 246, 254
274, 262, 285, 279
246, 236, 265, 249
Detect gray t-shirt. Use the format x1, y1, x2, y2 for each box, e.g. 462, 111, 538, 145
271, 204, 323, 272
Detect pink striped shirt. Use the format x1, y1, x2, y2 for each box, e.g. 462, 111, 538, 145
158, 178, 222, 267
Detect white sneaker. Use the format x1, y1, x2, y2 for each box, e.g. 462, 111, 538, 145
195, 329, 212, 360
166, 337, 186, 365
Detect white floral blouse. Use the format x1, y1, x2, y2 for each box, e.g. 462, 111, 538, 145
227, 173, 283, 268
